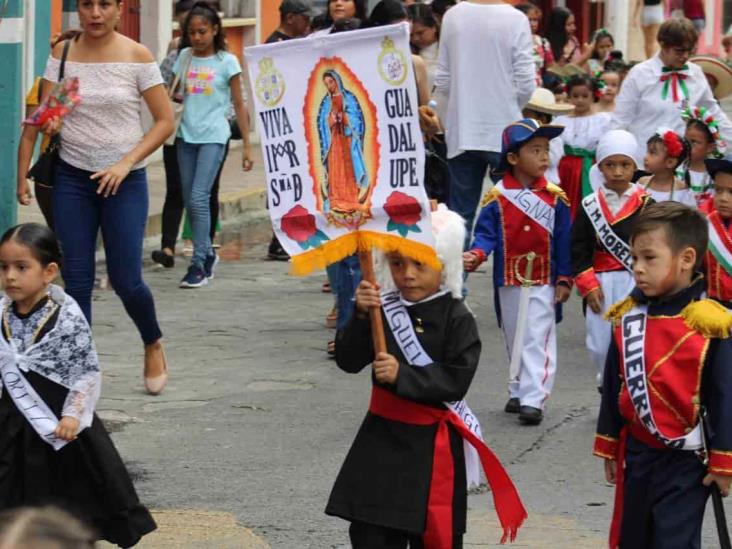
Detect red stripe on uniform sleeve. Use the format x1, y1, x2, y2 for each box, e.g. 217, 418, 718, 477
576, 268, 601, 298
593, 434, 619, 460
709, 450, 732, 476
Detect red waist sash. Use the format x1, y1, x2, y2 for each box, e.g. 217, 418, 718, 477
369, 386, 527, 547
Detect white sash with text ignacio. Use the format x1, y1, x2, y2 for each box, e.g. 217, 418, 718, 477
494, 181, 555, 234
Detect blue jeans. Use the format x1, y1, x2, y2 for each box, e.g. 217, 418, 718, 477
448, 150, 501, 249
176, 140, 226, 268
53, 159, 162, 345
334, 254, 362, 330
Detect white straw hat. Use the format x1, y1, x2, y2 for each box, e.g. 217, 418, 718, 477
525, 87, 575, 116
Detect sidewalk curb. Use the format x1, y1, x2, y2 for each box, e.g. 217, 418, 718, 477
144, 186, 267, 239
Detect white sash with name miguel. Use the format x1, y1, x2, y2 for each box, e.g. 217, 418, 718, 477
0, 348, 68, 451
581, 192, 634, 272
381, 290, 484, 487
620, 304, 702, 450
494, 181, 555, 234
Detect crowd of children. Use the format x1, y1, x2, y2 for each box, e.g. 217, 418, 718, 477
4, 5, 732, 549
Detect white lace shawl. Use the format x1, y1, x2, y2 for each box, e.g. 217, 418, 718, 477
0, 285, 101, 432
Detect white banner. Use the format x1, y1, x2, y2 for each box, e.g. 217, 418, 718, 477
245, 24, 437, 274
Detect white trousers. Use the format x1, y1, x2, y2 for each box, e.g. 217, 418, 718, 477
499, 285, 556, 409
585, 270, 635, 385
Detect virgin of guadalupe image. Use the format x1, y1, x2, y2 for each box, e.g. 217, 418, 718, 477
317, 70, 369, 218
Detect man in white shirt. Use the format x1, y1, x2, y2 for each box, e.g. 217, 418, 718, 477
611, 17, 732, 158
434, 0, 535, 244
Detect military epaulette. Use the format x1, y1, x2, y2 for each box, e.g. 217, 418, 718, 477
681, 299, 732, 338
545, 182, 570, 206
480, 187, 500, 208
605, 296, 637, 325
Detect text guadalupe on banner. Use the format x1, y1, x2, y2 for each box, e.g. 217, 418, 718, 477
244, 23, 439, 276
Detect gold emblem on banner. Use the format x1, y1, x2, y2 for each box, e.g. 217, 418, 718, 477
377, 37, 408, 87
255, 57, 286, 107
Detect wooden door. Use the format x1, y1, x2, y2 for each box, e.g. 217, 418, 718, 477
118, 0, 141, 42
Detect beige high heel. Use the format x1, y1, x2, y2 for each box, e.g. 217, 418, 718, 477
144, 341, 169, 396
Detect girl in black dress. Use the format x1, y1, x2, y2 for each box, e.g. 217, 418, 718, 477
0, 223, 156, 548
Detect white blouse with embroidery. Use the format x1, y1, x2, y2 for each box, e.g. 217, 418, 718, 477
43, 57, 164, 173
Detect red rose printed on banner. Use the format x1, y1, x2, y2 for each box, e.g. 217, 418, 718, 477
280, 205, 330, 250
384, 191, 423, 238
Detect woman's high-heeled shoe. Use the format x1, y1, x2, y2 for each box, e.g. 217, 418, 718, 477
144, 342, 169, 396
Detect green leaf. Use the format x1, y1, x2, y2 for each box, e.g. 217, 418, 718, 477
398, 225, 409, 238
298, 241, 310, 251
408, 224, 422, 233
315, 229, 330, 242
387, 219, 399, 232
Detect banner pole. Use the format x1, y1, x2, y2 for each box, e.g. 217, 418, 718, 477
358, 249, 387, 355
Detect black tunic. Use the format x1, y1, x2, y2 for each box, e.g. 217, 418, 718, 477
570, 192, 654, 277
326, 294, 481, 536
0, 298, 156, 548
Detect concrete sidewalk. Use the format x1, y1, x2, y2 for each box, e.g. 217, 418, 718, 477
17, 139, 268, 240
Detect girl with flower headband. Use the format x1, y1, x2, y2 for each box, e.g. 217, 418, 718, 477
594, 67, 620, 113
638, 129, 697, 207
682, 105, 727, 205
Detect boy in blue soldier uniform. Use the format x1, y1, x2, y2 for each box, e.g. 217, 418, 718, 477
464, 118, 573, 426
594, 202, 732, 549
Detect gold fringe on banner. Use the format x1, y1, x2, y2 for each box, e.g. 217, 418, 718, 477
290, 231, 441, 276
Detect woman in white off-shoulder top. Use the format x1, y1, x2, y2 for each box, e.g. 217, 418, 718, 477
23, 0, 174, 395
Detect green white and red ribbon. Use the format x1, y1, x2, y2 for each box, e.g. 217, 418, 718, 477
660, 65, 689, 102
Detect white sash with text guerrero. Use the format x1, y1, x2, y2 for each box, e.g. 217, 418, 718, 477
381, 290, 484, 487
494, 181, 555, 234
620, 304, 702, 450
0, 349, 68, 451
581, 192, 633, 272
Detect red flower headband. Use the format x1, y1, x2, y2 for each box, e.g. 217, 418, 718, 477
661, 130, 684, 158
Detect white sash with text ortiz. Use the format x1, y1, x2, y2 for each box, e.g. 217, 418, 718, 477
381, 291, 484, 487
494, 181, 555, 234
0, 354, 68, 451
581, 192, 633, 272
620, 304, 702, 450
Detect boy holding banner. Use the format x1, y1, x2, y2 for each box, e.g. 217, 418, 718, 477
463, 118, 573, 426
326, 207, 526, 548
701, 154, 732, 310
571, 130, 654, 388
594, 202, 732, 548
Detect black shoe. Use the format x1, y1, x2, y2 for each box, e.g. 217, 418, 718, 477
519, 406, 543, 425
151, 250, 174, 268
504, 398, 520, 414
267, 235, 290, 261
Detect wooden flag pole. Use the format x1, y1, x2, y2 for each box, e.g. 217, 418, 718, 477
358, 249, 387, 355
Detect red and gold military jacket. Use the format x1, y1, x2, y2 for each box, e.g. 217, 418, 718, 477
593, 278, 732, 476
469, 173, 573, 288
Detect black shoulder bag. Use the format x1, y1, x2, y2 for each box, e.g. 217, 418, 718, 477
28, 39, 71, 188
